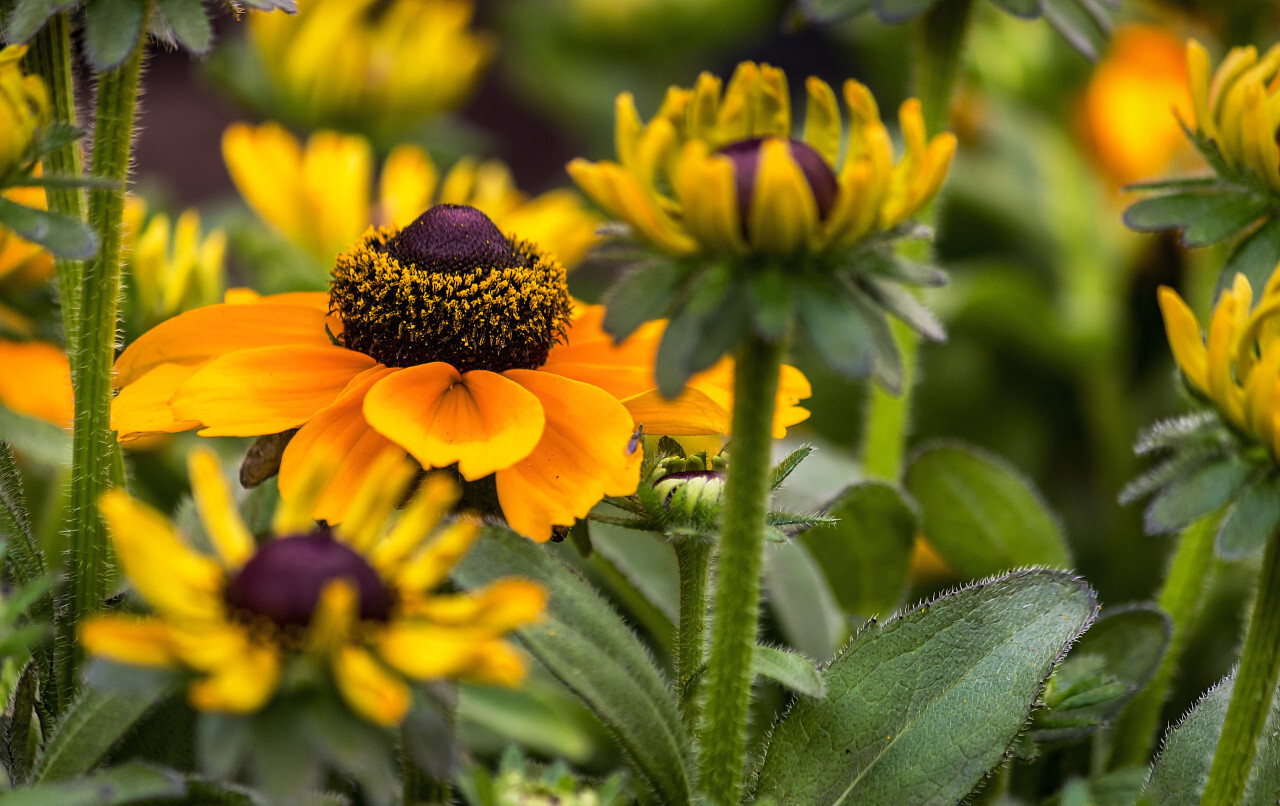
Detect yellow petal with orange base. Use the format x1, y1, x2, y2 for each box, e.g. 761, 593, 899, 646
333, 646, 411, 726
80, 616, 179, 667
172, 345, 375, 437
495, 369, 641, 541
0, 340, 71, 427
111, 363, 203, 441
363, 363, 545, 480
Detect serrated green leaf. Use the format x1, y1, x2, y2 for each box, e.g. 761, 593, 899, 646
4, 0, 54, 44
155, 0, 213, 54
0, 763, 185, 806
1216, 473, 1280, 559
805, 482, 915, 617
452, 529, 694, 805
796, 283, 872, 380
1146, 674, 1280, 805
753, 570, 1096, 805
873, 0, 935, 23
1143, 454, 1252, 535
1218, 215, 1280, 297
1180, 196, 1269, 247
904, 441, 1071, 578
754, 645, 825, 698
1123, 191, 1243, 233
989, 0, 1042, 18
0, 196, 97, 259
770, 445, 813, 490
796, 0, 875, 24
764, 541, 844, 662
32, 682, 179, 782
601, 260, 684, 342
1041, 0, 1110, 60
83, 0, 146, 71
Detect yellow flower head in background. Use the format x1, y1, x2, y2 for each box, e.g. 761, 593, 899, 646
1080, 25, 1191, 186
248, 0, 494, 138
0, 45, 48, 179
222, 122, 600, 268
80, 447, 544, 725
1159, 270, 1280, 460
568, 61, 956, 257
110, 205, 809, 540
124, 199, 226, 327
1187, 38, 1280, 193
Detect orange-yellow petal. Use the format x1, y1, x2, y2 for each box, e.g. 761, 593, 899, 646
404, 578, 546, 630
363, 363, 545, 480
187, 640, 281, 714
171, 345, 375, 437
80, 616, 179, 667
0, 340, 71, 427
111, 362, 203, 440
622, 387, 732, 436
495, 369, 641, 541
1158, 285, 1209, 394
332, 646, 411, 726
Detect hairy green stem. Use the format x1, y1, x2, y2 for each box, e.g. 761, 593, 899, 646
698, 333, 783, 804
1202, 531, 1280, 805
23, 14, 87, 353
674, 538, 712, 733
57, 42, 146, 703
1108, 513, 1218, 769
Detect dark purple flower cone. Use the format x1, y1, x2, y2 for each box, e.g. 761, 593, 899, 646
388, 204, 521, 273
718, 138, 838, 236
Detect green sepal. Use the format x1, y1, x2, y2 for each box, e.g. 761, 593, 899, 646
770, 445, 813, 490
747, 267, 793, 343
82, 0, 146, 71
1143, 453, 1252, 535
152, 0, 214, 55
1029, 604, 1170, 744
1123, 189, 1267, 247
654, 263, 745, 397
1040, 0, 1112, 60
1218, 215, 1280, 296
860, 252, 949, 288
849, 287, 903, 393
988, 0, 1042, 18
857, 275, 946, 342
807, 481, 917, 617
4, 0, 56, 44
1124, 175, 1224, 193
753, 645, 826, 699
752, 570, 1097, 804
793, 0, 875, 24
1215, 471, 1280, 559
1119, 450, 1218, 507
1133, 412, 1222, 456
0, 763, 185, 806
600, 259, 686, 343
0, 195, 96, 259
1182, 196, 1270, 248
795, 280, 873, 380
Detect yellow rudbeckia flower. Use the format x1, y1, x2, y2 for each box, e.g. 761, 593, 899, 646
222, 122, 600, 268
0, 45, 48, 180
1159, 270, 1280, 459
567, 61, 956, 258
1186, 38, 1280, 193
248, 0, 493, 139
110, 205, 810, 540
81, 447, 544, 725
125, 201, 226, 328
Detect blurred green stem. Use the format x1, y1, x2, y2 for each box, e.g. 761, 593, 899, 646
698, 333, 783, 804
1202, 531, 1280, 805
401, 684, 457, 805
674, 538, 711, 733
57, 42, 145, 703
861, 320, 918, 481
24, 13, 86, 353
1108, 512, 1217, 769
916, 0, 973, 133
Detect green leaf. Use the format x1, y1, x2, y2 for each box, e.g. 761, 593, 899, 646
601, 259, 684, 342
753, 570, 1097, 805
0, 763, 184, 806
4, 0, 54, 44
0, 404, 72, 468
1218, 215, 1280, 297
796, 0, 875, 24
764, 541, 845, 663
1123, 176, 1222, 193
796, 283, 872, 380
747, 268, 793, 343
1216, 473, 1280, 559
850, 290, 902, 394
1041, 0, 1111, 60
155, 0, 213, 54
1180, 196, 1269, 248
858, 276, 946, 343
1146, 673, 1280, 805
753, 645, 826, 699
873, 0, 935, 23
452, 529, 694, 805
805, 482, 916, 617
904, 441, 1072, 578
0, 197, 97, 259
770, 445, 813, 490
654, 264, 736, 397
32, 682, 179, 782
988, 0, 1042, 18
1143, 454, 1252, 535
1133, 412, 1221, 456
1124, 191, 1240, 233
83, 0, 146, 71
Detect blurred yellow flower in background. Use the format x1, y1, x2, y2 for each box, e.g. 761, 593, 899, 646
568, 61, 955, 257
0, 339, 71, 427
0, 45, 48, 179
1080, 25, 1192, 187
1187, 38, 1280, 193
1159, 269, 1280, 460
81, 447, 544, 724
248, 0, 494, 139
124, 200, 227, 328
223, 122, 600, 267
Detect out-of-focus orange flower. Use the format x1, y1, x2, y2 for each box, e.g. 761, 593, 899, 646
0, 339, 71, 427
1080, 25, 1192, 186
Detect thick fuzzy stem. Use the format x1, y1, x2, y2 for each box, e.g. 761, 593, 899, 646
698, 334, 783, 803
1109, 513, 1217, 769
57, 42, 146, 702
1201, 532, 1280, 805
674, 538, 713, 732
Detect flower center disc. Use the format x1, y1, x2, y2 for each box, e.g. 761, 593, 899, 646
224, 533, 392, 628
330, 204, 573, 372
718, 137, 838, 233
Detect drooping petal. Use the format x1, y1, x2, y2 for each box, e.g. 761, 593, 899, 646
363, 363, 545, 480
186, 640, 281, 714
171, 345, 375, 437
79, 616, 179, 667
394, 519, 481, 595
333, 646, 411, 726
0, 340, 71, 427
111, 363, 203, 440
803, 76, 842, 167
495, 370, 641, 541
188, 449, 255, 569
621, 386, 731, 436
